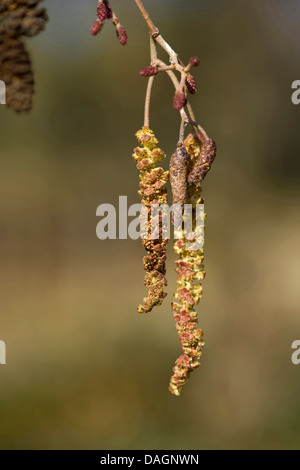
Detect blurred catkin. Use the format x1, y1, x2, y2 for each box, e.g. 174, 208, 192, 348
0, 0, 48, 112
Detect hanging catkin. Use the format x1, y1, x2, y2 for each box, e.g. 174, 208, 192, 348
133, 127, 169, 314
169, 134, 214, 396
188, 137, 217, 186
0, 0, 48, 112
90, 0, 217, 395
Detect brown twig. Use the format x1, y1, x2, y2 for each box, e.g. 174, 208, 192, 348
133, 0, 183, 69
144, 36, 158, 127
144, 76, 154, 127
134, 0, 208, 144
154, 59, 208, 140
133, 0, 159, 37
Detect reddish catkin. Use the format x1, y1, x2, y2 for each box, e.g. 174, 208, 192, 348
97, 1, 108, 21
90, 19, 103, 36
132, 128, 169, 314
116, 24, 128, 46
173, 91, 187, 111
186, 73, 197, 95
188, 138, 217, 186
139, 66, 159, 77
104, 0, 113, 19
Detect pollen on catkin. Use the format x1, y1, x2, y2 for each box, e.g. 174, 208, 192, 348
169, 134, 206, 396
133, 127, 169, 314
97, 1, 108, 21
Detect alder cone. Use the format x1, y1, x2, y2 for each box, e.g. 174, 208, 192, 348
0, 0, 48, 112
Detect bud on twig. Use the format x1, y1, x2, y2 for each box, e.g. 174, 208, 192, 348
186, 73, 197, 95
133, 128, 169, 314
116, 23, 128, 46
189, 56, 200, 67
139, 66, 159, 77
91, 19, 104, 36
97, 2, 108, 21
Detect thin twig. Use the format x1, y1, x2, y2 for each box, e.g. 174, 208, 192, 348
187, 102, 197, 123
179, 114, 187, 144
135, 0, 208, 141
144, 36, 158, 127
155, 59, 208, 139
150, 34, 158, 65
156, 59, 179, 89
144, 76, 154, 127
133, 0, 159, 37
133, 0, 183, 69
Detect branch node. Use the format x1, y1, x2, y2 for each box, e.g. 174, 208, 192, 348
151, 27, 160, 39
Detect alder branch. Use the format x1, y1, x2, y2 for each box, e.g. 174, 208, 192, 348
155, 59, 208, 141
133, 0, 184, 70
144, 36, 158, 127
134, 0, 209, 143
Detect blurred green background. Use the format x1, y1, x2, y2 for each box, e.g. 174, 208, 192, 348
0, 0, 300, 450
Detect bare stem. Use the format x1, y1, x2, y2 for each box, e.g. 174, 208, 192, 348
133, 0, 158, 37
144, 76, 154, 127
135, 1, 208, 140
150, 34, 158, 64
144, 36, 158, 127
133, 0, 182, 68
155, 59, 179, 89
179, 114, 187, 144
187, 102, 196, 123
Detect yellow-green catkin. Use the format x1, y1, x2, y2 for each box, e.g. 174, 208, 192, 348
169, 134, 206, 396
132, 127, 169, 313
